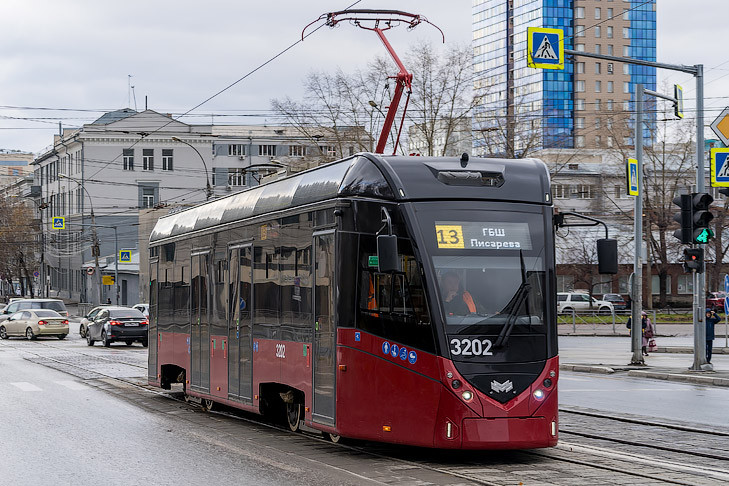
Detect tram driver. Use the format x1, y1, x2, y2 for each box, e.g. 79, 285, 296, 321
440, 271, 479, 316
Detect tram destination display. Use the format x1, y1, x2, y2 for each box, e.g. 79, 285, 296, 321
434, 221, 532, 250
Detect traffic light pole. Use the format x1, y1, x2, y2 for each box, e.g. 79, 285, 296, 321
629, 84, 645, 365
564, 50, 708, 370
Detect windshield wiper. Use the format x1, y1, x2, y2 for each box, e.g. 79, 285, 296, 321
493, 250, 531, 348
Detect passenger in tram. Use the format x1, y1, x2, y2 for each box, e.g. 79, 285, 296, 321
440, 271, 478, 316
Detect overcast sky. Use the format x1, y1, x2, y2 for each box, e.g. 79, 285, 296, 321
0, 0, 727, 153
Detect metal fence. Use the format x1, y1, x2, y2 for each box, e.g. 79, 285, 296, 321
557, 310, 659, 334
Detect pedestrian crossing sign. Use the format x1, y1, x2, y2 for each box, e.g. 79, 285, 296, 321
710, 148, 729, 187
527, 27, 564, 70
119, 250, 132, 263
52, 217, 65, 230
626, 158, 639, 196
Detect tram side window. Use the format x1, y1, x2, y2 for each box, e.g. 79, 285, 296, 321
158, 264, 174, 332
173, 265, 189, 332
357, 238, 434, 353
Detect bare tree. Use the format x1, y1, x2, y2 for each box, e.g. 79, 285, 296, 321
0, 199, 40, 298
272, 41, 475, 156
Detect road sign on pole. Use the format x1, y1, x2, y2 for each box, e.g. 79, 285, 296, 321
626, 158, 639, 196
710, 107, 729, 147
527, 27, 564, 70
119, 250, 132, 263
52, 217, 65, 230
710, 148, 729, 187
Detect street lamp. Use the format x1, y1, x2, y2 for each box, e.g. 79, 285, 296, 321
58, 173, 108, 305
171, 137, 212, 200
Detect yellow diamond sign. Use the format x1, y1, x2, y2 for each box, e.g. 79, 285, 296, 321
710, 107, 729, 147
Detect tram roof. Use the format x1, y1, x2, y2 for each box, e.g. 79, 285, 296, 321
149, 153, 550, 243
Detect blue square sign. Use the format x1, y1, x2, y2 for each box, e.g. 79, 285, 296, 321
711, 148, 729, 187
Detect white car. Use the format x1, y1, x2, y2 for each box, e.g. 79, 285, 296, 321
557, 292, 614, 314
133, 303, 149, 318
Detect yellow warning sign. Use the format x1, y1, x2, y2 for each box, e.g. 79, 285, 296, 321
102, 275, 115, 285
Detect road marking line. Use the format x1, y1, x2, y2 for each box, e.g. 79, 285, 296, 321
10, 382, 42, 392
56, 380, 89, 391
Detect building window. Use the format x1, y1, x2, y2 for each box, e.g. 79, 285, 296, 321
594, 7, 601, 19
622, 9, 630, 20
576, 99, 585, 111
623, 136, 632, 146
576, 62, 585, 74
652, 275, 671, 295
623, 82, 630, 93
594, 26, 601, 38
576, 135, 585, 147
576, 80, 585, 92
677, 275, 693, 294
576, 26, 585, 37
162, 149, 173, 171
575, 117, 585, 129
553, 184, 568, 199
607, 117, 613, 129
576, 44, 585, 52
623, 64, 630, 75
595, 81, 601, 93
595, 118, 601, 129
139, 184, 159, 209
594, 278, 611, 295
594, 44, 601, 55
607, 81, 614, 93
576, 185, 595, 199
595, 99, 602, 111
557, 275, 574, 292
319, 146, 337, 157
608, 44, 614, 55
259, 144, 276, 156
123, 149, 134, 170
143, 149, 154, 171
623, 100, 631, 111
228, 168, 245, 186
575, 7, 585, 18
614, 185, 624, 199
595, 135, 601, 147
595, 62, 601, 75
618, 275, 629, 294
289, 145, 305, 157
607, 26, 613, 38
608, 8, 614, 18
623, 27, 630, 39
228, 144, 246, 156
623, 45, 630, 57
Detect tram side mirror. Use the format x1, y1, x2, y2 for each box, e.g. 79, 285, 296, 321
377, 235, 400, 273
597, 238, 618, 274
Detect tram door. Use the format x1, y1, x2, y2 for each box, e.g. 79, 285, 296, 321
191, 251, 211, 393
228, 245, 253, 402
312, 231, 336, 425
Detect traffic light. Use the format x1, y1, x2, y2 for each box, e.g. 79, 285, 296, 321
672, 194, 692, 244
683, 248, 704, 273
674, 84, 684, 119
690, 192, 714, 244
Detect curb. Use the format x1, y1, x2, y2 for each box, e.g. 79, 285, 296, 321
654, 346, 729, 354
627, 370, 729, 387
560, 364, 615, 374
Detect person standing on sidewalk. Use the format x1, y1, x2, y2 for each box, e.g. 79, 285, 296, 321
626, 311, 655, 356
705, 309, 720, 363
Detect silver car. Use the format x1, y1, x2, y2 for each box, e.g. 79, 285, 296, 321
0, 309, 69, 340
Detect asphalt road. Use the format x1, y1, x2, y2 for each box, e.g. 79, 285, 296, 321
0, 339, 369, 486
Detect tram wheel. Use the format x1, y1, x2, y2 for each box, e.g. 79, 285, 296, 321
202, 398, 215, 411
286, 402, 302, 432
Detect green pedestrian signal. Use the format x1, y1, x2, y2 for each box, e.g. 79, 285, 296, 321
695, 228, 714, 244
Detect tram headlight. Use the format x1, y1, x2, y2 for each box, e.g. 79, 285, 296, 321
461, 390, 473, 401
533, 389, 545, 401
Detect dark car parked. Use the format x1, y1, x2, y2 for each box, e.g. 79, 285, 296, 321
86, 306, 148, 347
706, 292, 726, 313
601, 293, 628, 310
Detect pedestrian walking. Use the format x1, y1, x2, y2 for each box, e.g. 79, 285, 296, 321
705, 309, 720, 363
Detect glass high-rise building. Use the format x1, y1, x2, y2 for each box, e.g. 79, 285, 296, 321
472, 0, 656, 156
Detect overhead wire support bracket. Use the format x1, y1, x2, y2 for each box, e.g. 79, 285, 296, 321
302, 10, 444, 155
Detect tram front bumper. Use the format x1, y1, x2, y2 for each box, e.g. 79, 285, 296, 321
460, 416, 557, 449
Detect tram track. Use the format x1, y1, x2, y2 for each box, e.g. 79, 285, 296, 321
5, 339, 728, 485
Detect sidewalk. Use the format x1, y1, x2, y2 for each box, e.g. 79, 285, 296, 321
559, 335, 729, 388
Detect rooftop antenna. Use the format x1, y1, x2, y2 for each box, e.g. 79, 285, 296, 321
131, 85, 138, 111
302, 9, 444, 155
127, 74, 133, 108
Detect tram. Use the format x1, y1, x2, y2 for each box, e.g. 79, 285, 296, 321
147, 151, 559, 449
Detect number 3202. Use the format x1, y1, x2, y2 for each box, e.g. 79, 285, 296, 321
450, 338, 493, 356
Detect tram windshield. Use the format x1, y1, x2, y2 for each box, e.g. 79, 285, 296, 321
417, 204, 549, 335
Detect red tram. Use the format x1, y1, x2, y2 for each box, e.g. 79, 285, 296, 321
147, 152, 559, 449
